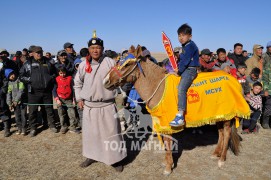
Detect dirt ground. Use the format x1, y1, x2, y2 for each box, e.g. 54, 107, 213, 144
1, 121, 271, 180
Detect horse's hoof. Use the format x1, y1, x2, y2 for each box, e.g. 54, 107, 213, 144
218, 160, 225, 168
161, 162, 174, 168
163, 169, 172, 176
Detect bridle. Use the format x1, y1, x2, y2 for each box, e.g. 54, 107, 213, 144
110, 58, 170, 105
110, 58, 141, 84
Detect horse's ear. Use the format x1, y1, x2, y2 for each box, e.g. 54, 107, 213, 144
128, 45, 135, 55
135, 45, 142, 59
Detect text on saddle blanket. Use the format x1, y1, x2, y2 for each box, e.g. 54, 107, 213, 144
147, 71, 250, 131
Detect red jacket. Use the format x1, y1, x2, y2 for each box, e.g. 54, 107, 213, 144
53, 76, 73, 100
199, 57, 215, 71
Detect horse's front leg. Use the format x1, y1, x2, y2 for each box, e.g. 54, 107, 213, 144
163, 135, 173, 175
211, 122, 224, 159
218, 120, 231, 168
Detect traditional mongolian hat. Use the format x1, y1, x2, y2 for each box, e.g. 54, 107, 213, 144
87, 30, 103, 47
85, 30, 104, 73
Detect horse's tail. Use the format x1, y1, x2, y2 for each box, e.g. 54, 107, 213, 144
229, 119, 241, 155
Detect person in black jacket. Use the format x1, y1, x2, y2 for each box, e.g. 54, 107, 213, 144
228, 43, 247, 67
19, 46, 58, 137
27, 46, 49, 129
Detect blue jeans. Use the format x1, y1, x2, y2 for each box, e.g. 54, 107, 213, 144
177, 68, 197, 111
243, 110, 261, 131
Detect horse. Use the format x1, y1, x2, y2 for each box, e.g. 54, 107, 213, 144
103, 45, 249, 175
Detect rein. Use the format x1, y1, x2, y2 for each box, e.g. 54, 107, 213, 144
119, 74, 170, 105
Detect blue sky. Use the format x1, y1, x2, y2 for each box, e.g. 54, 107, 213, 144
1, 0, 270, 54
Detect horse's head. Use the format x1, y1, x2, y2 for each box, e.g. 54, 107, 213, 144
103, 45, 143, 90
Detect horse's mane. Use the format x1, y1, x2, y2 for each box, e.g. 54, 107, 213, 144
144, 58, 167, 75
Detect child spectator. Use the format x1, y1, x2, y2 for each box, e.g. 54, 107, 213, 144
53, 66, 79, 134
246, 67, 261, 90
5, 69, 27, 135
170, 24, 200, 127
242, 82, 263, 134
212, 48, 237, 78
236, 63, 250, 96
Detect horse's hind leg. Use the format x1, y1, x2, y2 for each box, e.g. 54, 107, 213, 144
211, 122, 224, 159
218, 121, 231, 168
163, 136, 173, 175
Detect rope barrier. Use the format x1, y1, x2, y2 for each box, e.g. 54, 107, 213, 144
23, 103, 77, 107
24, 73, 170, 109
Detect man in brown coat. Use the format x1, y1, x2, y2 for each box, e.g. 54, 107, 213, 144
245, 44, 264, 77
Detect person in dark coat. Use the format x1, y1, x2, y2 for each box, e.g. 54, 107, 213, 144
228, 43, 247, 67
19, 46, 58, 137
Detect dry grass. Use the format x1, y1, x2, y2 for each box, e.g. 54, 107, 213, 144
0, 123, 271, 179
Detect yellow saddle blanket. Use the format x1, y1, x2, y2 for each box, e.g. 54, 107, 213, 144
146, 71, 250, 135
